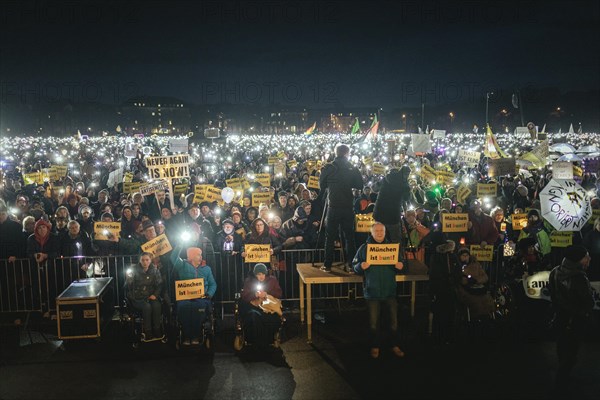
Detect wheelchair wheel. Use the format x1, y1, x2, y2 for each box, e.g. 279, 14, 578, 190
234, 333, 244, 351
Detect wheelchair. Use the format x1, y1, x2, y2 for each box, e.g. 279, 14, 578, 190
172, 298, 216, 350
233, 291, 284, 352
121, 297, 169, 349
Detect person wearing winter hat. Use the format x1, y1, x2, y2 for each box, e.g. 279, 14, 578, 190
27, 218, 59, 263
517, 208, 551, 260
240, 262, 283, 347
280, 206, 317, 249
170, 244, 217, 346
549, 244, 593, 391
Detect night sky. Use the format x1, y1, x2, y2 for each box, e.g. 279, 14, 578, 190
1, 0, 599, 108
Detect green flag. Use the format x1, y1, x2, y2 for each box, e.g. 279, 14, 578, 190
350, 117, 360, 134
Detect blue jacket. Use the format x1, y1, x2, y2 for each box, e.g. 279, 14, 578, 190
170, 244, 217, 298
352, 236, 400, 299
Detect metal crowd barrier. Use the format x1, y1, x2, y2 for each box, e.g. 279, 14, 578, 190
0, 248, 431, 316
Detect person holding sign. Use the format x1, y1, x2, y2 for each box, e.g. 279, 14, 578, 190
320, 144, 364, 273
126, 252, 165, 341
517, 209, 551, 262
170, 244, 217, 346
241, 263, 283, 348
352, 222, 405, 359
242, 218, 280, 272
466, 200, 499, 247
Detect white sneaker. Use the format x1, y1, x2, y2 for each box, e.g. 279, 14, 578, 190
191, 338, 200, 345
182, 339, 191, 346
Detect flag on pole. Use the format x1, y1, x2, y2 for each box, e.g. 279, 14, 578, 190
483, 125, 508, 159
512, 93, 519, 109
366, 114, 379, 140
350, 117, 360, 134
304, 122, 316, 135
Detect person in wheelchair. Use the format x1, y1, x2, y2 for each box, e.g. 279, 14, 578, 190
170, 245, 217, 346
126, 252, 165, 341
240, 263, 283, 348
455, 248, 495, 319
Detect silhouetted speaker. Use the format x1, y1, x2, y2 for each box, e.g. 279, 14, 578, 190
204, 128, 220, 139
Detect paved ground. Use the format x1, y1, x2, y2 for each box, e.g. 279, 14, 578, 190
1, 301, 599, 400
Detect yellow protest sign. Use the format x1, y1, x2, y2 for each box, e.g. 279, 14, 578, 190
52, 165, 68, 177
573, 165, 583, 177
442, 213, 469, 232
366, 243, 400, 265
174, 183, 188, 195
372, 163, 385, 175
420, 165, 436, 183
174, 278, 205, 301
511, 213, 528, 230
477, 183, 497, 197
287, 160, 298, 168
274, 162, 286, 178
226, 178, 242, 190
122, 182, 142, 194
244, 244, 271, 263
268, 156, 282, 165
435, 170, 455, 185
355, 214, 375, 232
277, 150, 285, 159
550, 231, 573, 248
457, 184, 471, 204
307, 175, 320, 189
252, 191, 273, 207
41, 167, 58, 182
94, 222, 121, 240
254, 173, 271, 187
123, 172, 133, 183
204, 186, 222, 203
141, 234, 173, 257
316, 160, 323, 170
469, 245, 494, 262
23, 172, 42, 185
362, 157, 373, 165
193, 184, 209, 203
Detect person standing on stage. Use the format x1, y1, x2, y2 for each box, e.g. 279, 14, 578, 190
319, 144, 363, 273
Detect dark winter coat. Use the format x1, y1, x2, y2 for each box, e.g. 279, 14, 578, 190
352, 235, 401, 299
373, 167, 411, 225
319, 156, 363, 210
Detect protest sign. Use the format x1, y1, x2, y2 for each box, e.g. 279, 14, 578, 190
122, 182, 142, 194
193, 184, 209, 203
139, 181, 169, 196
252, 191, 273, 207
174, 183, 188, 195
469, 245, 494, 262
141, 234, 172, 257
412, 134, 432, 154
355, 214, 375, 232
419, 164, 436, 183
169, 138, 188, 153
307, 176, 320, 189
511, 213, 528, 230
174, 278, 204, 301
457, 184, 472, 204
204, 186, 222, 203
552, 161, 574, 179
457, 150, 481, 166
442, 213, 469, 232
372, 163, 385, 175
488, 158, 516, 177
366, 243, 400, 265
146, 155, 190, 179
94, 222, 121, 240
244, 244, 271, 263
254, 173, 271, 187
435, 170, 455, 185
477, 183, 497, 197
550, 231, 573, 248
432, 129, 446, 139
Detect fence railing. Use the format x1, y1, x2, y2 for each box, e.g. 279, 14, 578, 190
1, 248, 432, 315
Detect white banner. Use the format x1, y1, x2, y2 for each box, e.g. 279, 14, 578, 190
552, 161, 573, 179
432, 129, 446, 139
145, 155, 190, 179
457, 150, 481, 166
169, 138, 189, 154
411, 134, 432, 154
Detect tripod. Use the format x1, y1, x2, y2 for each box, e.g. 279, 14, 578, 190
311, 192, 329, 268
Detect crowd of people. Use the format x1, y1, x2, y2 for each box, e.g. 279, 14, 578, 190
0, 130, 599, 364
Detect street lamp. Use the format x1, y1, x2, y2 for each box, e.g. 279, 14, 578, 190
449, 112, 455, 131
402, 114, 407, 131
